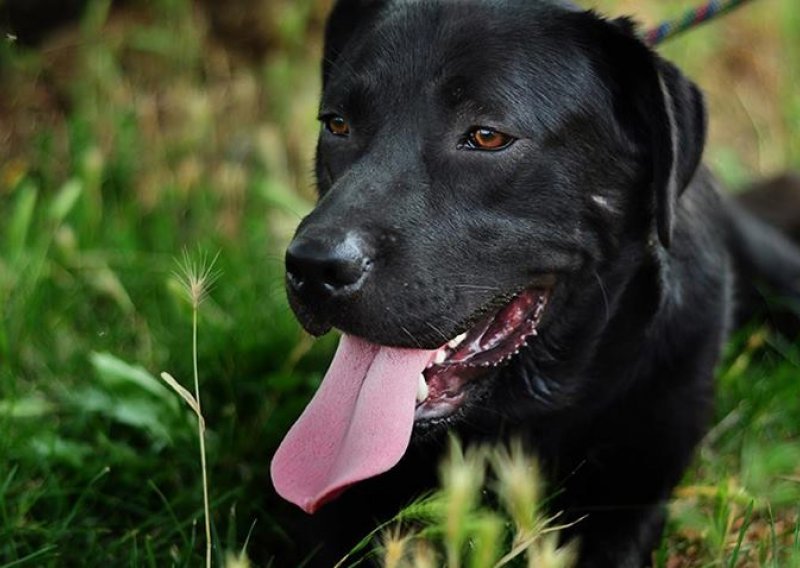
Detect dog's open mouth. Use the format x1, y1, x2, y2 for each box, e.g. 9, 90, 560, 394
271, 286, 550, 514
416, 287, 549, 422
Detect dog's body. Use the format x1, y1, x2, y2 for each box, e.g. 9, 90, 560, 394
271, 1, 800, 566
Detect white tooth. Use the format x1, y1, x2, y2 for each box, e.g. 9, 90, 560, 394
417, 374, 429, 403
448, 332, 468, 349
434, 349, 447, 364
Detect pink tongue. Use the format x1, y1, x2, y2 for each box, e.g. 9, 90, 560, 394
270, 334, 435, 513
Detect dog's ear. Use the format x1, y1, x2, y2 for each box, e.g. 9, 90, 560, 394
596, 16, 707, 248
648, 58, 707, 248
322, 0, 388, 86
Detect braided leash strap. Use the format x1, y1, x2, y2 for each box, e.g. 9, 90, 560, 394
644, 0, 756, 46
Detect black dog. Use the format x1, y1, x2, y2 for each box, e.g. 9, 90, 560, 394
270, 0, 800, 565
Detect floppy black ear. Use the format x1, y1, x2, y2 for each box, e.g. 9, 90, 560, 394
595, 16, 707, 248
322, 0, 387, 86
649, 58, 707, 247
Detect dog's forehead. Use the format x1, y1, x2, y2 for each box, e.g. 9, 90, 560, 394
338, 1, 584, 78
324, 0, 607, 130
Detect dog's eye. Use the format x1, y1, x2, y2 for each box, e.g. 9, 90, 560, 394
464, 127, 514, 151
322, 115, 351, 136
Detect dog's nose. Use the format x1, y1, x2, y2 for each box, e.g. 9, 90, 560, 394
286, 235, 372, 295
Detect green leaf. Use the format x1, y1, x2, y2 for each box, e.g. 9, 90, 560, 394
67, 387, 175, 445
6, 180, 38, 256
48, 178, 83, 224
29, 434, 94, 468
0, 395, 53, 419
90, 351, 178, 406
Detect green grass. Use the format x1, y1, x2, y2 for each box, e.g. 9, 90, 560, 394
0, 0, 799, 566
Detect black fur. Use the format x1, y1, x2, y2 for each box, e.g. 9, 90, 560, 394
280, 1, 800, 565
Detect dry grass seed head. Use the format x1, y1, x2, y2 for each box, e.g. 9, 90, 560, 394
175, 248, 221, 308
526, 534, 577, 568
380, 526, 411, 568
467, 512, 505, 568
490, 439, 543, 538
408, 540, 438, 568
440, 438, 488, 567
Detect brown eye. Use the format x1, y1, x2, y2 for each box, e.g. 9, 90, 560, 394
466, 127, 514, 150
324, 115, 350, 136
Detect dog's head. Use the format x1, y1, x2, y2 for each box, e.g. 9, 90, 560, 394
272, 0, 706, 513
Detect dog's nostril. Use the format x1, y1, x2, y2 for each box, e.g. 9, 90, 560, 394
286, 236, 371, 294
321, 258, 367, 289
286, 269, 304, 289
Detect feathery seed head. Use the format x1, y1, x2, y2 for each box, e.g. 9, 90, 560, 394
175, 248, 221, 308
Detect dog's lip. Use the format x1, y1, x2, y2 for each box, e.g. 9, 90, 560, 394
414, 285, 551, 423
446, 274, 556, 344
289, 271, 558, 346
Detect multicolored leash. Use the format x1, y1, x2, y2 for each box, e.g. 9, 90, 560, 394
644, 0, 756, 46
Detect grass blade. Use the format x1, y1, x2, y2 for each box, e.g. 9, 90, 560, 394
0, 545, 58, 568
728, 499, 754, 568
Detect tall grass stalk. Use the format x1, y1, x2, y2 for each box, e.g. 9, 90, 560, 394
160, 250, 220, 567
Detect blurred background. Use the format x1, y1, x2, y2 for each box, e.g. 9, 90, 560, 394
0, 0, 798, 565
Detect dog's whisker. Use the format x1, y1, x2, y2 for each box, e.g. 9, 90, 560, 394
399, 324, 422, 348
452, 284, 503, 291
424, 321, 449, 343
435, 314, 463, 329
593, 270, 611, 326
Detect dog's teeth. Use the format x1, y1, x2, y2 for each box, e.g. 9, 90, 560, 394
416, 374, 429, 402
434, 350, 447, 364
448, 332, 467, 349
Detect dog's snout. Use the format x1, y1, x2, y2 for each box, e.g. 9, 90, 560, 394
286, 234, 372, 296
